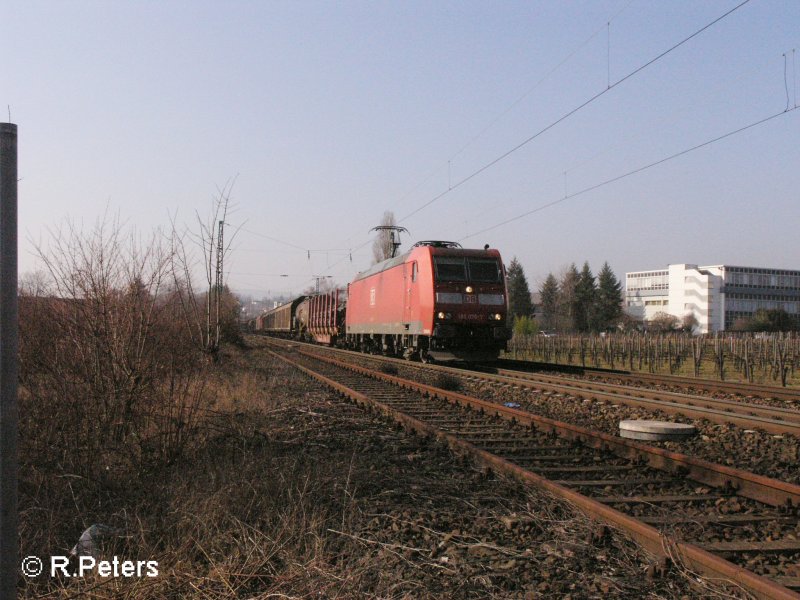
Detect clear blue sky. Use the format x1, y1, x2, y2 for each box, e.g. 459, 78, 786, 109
4, 0, 799, 297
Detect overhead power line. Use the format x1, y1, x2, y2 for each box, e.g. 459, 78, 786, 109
399, 0, 752, 224
464, 93, 704, 227
447, 0, 636, 167
318, 0, 636, 264
460, 106, 798, 241
390, 0, 635, 213
240, 227, 308, 251
240, 227, 351, 255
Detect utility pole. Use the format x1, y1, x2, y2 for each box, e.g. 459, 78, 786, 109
0, 122, 19, 598
313, 275, 331, 294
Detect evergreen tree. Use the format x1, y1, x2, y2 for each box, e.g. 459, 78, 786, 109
539, 273, 559, 331
596, 262, 623, 331
506, 257, 532, 321
558, 264, 580, 332
574, 262, 597, 332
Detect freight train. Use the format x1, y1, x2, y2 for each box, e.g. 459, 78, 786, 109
251, 241, 511, 361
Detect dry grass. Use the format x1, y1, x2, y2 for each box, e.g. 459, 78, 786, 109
19, 346, 353, 598
19, 342, 748, 599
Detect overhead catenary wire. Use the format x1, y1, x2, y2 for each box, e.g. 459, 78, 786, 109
240, 227, 351, 255
233, 238, 373, 291
228, 227, 367, 293
387, 1, 636, 217
447, 0, 635, 168
463, 87, 748, 228
607, 21, 611, 89
785, 52, 791, 111
460, 106, 798, 242
245, 0, 710, 281
235, 0, 758, 294
399, 0, 752, 225
228, 272, 307, 278
308, 0, 637, 267
792, 48, 797, 108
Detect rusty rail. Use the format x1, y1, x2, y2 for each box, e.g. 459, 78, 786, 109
496, 358, 800, 401
269, 344, 800, 599
286, 339, 800, 437
296, 347, 800, 508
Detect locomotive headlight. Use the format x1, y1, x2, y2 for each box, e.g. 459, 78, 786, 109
493, 313, 503, 320
465, 286, 473, 293
438, 311, 445, 319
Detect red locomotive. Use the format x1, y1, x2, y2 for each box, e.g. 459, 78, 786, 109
253, 241, 510, 361
345, 241, 509, 361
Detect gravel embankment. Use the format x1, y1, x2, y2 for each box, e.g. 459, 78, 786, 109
341, 353, 800, 485
247, 347, 745, 598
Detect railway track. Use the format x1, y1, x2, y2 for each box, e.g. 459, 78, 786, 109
269, 341, 800, 599
281, 339, 800, 438
463, 363, 800, 437
495, 359, 800, 403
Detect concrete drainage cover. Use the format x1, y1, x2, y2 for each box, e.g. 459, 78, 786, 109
619, 420, 697, 441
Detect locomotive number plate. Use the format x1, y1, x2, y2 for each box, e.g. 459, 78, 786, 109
458, 313, 482, 320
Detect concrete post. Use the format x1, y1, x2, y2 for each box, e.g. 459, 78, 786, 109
0, 122, 19, 597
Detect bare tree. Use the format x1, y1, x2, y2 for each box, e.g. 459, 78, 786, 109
18, 270, 50, 297
681, 313, 699, 333
303, 277, 337, 295
372, 211, 400, 264
648, 311, 679, 333
171, 179, 241, 356
25, 213, 201, 470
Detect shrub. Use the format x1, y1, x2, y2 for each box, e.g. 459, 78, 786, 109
513, 315, 539, 336
379, 362, 399, 375
435, 373, 462, 391
23, 215, 205, 477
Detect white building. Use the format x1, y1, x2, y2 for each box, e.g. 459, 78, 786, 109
625, 264, 800, 333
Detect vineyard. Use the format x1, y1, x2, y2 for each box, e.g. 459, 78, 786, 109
506, 332, 800, 387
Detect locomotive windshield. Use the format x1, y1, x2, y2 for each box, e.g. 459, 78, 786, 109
434, 256, 467, 282
467, 258, 502, 283
433, 256, 502, 283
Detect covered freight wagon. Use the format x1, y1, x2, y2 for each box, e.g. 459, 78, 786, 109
257, 296, 307, 336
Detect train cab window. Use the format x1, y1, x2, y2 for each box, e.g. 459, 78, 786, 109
467, 258, 501, 283
411, 261, 418, 282
433, 256, 467, 282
